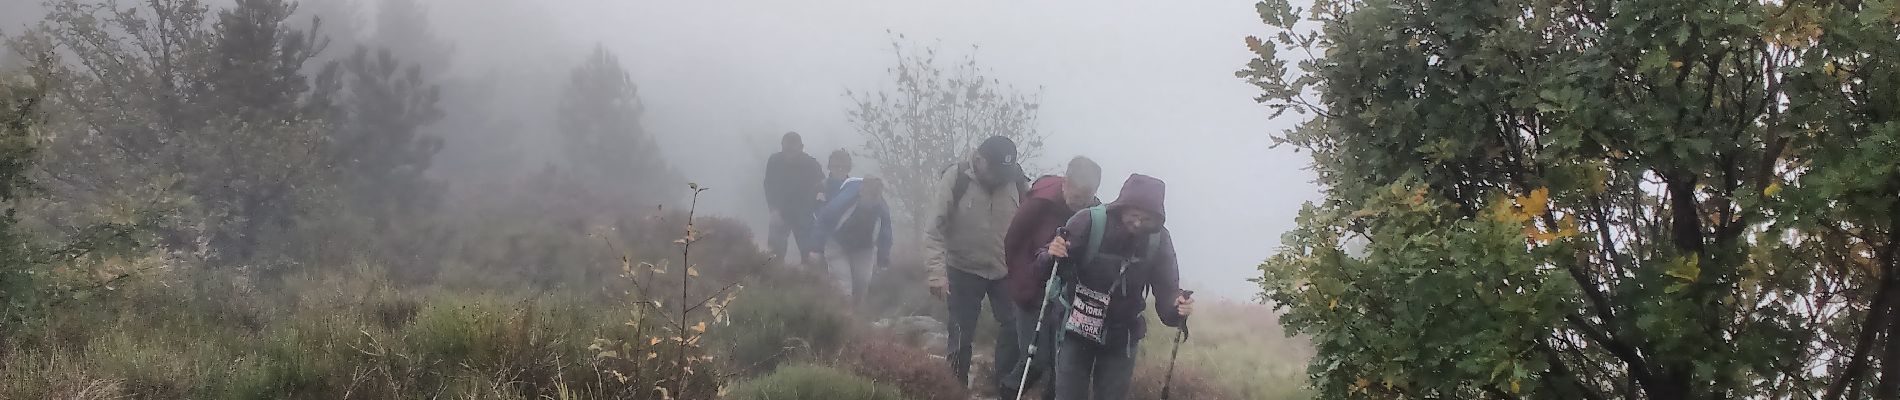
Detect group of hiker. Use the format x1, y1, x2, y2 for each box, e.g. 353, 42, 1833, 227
763, 131, 893, 306
763, 132, 1193, 400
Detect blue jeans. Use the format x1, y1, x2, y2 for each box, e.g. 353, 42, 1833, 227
1053, 329, 1138, 400
946, 268, 1020, 391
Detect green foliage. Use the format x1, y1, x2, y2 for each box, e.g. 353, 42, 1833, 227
1243, 0, 1900, 398
0, 73, 46, 322
14, 0, 334, 266
712, 268, 855, 375
0, 264, 626, 400
728, 364, 907, 400
0, 68, 152, 334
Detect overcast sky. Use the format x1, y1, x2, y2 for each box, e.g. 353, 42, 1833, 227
501, 0, 1323, 300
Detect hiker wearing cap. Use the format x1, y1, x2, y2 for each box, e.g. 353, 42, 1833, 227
809, 176, 893, 308
925, 135, 1030, 392
1001, 156, 1104, 397
1036, 174, 1194, 400
763, 132, 825, 266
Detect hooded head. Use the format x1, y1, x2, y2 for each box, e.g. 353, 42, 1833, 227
1107, 174, 1166, 235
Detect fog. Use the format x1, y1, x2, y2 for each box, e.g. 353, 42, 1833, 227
1, 0, 1319, 300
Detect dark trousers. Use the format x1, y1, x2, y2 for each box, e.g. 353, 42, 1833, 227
1005, 300, 1062, 398
946, 268, 1020, 391
766, 210, 814, 264
1053, 330, 1138, 400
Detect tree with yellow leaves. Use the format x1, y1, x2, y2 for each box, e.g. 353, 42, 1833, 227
1244, 0, 1900, 398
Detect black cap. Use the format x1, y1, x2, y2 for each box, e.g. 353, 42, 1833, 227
978, 136, 1018, 167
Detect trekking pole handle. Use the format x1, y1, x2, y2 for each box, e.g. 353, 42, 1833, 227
1051, 227, 1073, 273
1054, 227, 1071, 259
1177, 289, 1194, 342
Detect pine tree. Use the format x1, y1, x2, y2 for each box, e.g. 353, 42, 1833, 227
14, 0, 334, 266
555, 45, 680, 208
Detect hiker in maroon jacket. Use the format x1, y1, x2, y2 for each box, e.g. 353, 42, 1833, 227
1000, 156, 1103, 396
1036, 174, 1194, 400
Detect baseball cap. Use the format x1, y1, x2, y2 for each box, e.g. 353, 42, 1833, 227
977, 136, 1019, 167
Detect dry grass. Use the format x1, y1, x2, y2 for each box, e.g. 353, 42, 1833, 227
1134, 299, 1315, 400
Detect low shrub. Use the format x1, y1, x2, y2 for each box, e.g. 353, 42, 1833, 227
860, 257, 939, 320
728, 364, 906, 400
838, 336, 965, 400
712, 268, 856, 376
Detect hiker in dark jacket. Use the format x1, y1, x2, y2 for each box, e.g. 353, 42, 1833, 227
762, 132, 824, 266
809, 176, 893, 308
1035, 174, 1194, 400
1001, 156, 1103, 396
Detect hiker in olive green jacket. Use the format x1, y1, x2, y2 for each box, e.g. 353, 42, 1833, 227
925, 135, 1027, 392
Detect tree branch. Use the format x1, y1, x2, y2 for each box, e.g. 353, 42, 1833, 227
1825, 193, 1900, 400
1540, 340, 1609, 400
1567, 313, 1656, 391
1870, 195, 1900, 398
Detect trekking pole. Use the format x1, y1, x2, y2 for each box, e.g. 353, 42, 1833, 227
1015, 227, 1070, 400
1159, 289, 1194, 400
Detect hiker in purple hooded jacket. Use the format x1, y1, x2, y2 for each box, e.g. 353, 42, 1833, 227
1035, 174, 1195, 400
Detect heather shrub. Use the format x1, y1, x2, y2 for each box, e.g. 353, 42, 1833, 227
838, 336, 965, 400
712, 268, 856, 375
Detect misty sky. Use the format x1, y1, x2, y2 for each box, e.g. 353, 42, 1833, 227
526, 0, 1322, 299
1, 0, 1322, 300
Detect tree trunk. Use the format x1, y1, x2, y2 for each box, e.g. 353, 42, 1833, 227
1871, 201, 1900, 399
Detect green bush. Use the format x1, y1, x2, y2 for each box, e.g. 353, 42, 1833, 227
729, 364, 906, 400
712, 269, 855, 375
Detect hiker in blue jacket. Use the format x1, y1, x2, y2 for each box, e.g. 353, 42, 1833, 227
809, 176, 894, 307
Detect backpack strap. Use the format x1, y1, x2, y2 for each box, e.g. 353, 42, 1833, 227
949, 162, 973, 210
1083, 205, 1108, 266
942, 161, 972, 227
